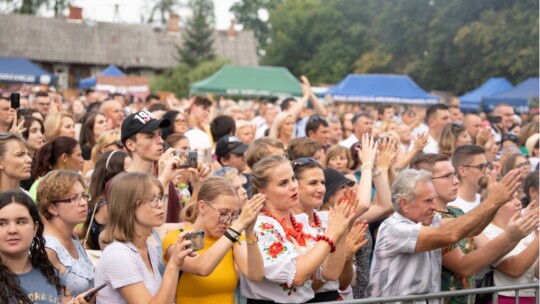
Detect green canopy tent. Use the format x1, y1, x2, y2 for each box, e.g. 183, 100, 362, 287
190, 65, 302, 98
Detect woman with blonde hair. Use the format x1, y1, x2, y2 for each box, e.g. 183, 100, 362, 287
269, 112, 295, 148
82, 130, 122, 178
438, 122, 472, 158
95, 172, 193, 303
242, 155, 357, 303
38, 170, 94, 297
0, 133, 32, 193
236, 120, 255, 145
44, 112, 76, 142
163, 176, 265, 304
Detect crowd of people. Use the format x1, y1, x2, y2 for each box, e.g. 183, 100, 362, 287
0, 77, 538, 304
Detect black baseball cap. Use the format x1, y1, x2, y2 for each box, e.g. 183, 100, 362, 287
323, 168, 356, 203
121, 110, 171, 143
216, 135, 248, 160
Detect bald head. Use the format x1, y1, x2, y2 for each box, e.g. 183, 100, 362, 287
100, 100, 124, 128
463, 114, 482, 138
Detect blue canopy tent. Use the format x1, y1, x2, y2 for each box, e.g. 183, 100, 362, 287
78, 65, 126, 90
0, 57, 56, 85
326, 74, 438, 104
459, 77, 513, 112
482, 77, 539, 113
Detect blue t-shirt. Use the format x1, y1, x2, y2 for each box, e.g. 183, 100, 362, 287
18, 266, 62, 304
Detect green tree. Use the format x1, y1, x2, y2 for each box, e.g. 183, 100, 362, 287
1, 0, 69, 15
146, 0, 183, 25
177, 0, 216, 67
151, 57, 229, 97
263, 0, 374, 84
230, 0, 283, 55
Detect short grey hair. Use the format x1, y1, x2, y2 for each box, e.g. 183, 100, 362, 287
327, 116, 340, 124
391, 169, 432, 212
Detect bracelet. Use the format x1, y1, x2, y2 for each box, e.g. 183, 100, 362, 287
372, 168, 383, 177
223, 231, 239, 243
315, 235, 336, 253
361, 163, 373, 170
228, 227, 241, 237
246, 234, 258, 245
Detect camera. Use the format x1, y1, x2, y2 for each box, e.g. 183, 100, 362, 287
174, 150, 198, 169
185, 230, 205, 251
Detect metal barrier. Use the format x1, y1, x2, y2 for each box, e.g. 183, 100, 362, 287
324, 283, 539, 304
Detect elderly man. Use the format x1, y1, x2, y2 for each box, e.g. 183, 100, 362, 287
100, 99, 125, 129
365, 167, 521, 302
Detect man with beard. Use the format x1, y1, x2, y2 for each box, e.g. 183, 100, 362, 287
449, 145, 489, 213
410, 153, 537, 304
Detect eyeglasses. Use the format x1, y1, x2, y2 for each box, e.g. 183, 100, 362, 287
292, 157, 318, 169
175, 118, 187, 124
146, 194, 168, 208
204, 201, 239, 224
55, 193, 91, 204
104, 140, 124, 149
462, 163, 490, 171
431, 172, 458, 182
515, 161, 531, 169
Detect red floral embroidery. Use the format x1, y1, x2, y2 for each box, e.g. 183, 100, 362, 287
267, 242, 285, 258
279, 283, 298, 296
261, 223, 274, 230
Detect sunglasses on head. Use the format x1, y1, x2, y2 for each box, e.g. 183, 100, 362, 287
104, 140, 124, 149
292, 157, 318, 169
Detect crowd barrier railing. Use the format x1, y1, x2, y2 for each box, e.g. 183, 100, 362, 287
324, 283, 539, 304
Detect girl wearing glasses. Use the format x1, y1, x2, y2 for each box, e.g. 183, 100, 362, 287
95, 172, 193, 303
162, 176, 265, 304
0, 133, 32, 194
242, 155, 357, 303
0, 191, 94, 303
38, 170, 94, 297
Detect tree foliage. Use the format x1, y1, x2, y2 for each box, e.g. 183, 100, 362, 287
233, 0, 539, 94
1, 0, 69, 16
146, 0, 183, 25
176, 0, 216, 67
150, 57, 230, 97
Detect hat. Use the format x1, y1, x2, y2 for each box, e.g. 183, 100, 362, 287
121, 110, 171, 143
323, 168, 356, 203
216, 135, 248, 160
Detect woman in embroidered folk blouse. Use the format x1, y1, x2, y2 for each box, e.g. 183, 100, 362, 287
291, 157, 369, 302
241, 155, 357, 304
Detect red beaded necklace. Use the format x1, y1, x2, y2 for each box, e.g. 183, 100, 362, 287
309, 211, 322, 229
261, 209, 307, 246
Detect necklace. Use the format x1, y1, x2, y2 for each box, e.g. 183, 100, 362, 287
309, 211, 321, 229
261, 209, 307, 246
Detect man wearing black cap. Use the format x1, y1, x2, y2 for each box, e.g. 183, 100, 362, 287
216, 135, 251, 195
121, 110, 183, 223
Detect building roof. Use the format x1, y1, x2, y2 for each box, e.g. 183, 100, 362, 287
0, 13, 258, 69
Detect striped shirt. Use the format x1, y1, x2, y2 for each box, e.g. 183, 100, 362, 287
365, 212, 442, 304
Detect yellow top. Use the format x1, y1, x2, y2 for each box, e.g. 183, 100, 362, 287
162, 228, 239, 304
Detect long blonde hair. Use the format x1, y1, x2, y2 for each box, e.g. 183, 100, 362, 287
269, 112, 295, 140
90, 130, 121, 164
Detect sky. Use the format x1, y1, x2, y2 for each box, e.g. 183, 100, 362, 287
70, 0, 239, 30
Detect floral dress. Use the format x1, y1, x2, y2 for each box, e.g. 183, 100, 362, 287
440, 206, 475, 304
240, 214, 323, 303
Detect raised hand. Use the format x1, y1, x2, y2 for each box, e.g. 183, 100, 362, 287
235, 193, 265, 232
345, 219, 369, 261
378, 137, 399, 170
158, 148, 184, 184
505, 206, 539, 241
357, 133, 378, 166
412, 132, 429, 152
326, 190, 358, 240
485, 169, 522, 207
169, 230, 195, 269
